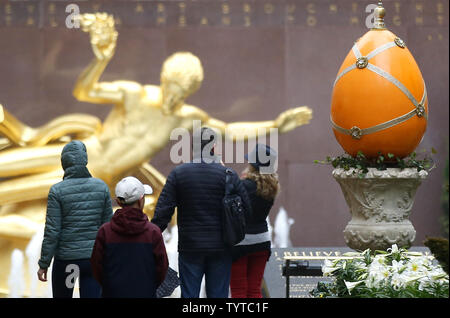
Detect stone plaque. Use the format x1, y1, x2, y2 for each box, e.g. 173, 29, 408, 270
262, 246, 431, 298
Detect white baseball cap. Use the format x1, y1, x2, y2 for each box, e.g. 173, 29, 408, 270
115, 176, 153, 204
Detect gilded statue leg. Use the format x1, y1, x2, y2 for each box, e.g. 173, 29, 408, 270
0, 169, 64, 206
0, 104, 101, 148
26, 114, 102, 147
0, 144, 63, 178
0, 199, 48, 240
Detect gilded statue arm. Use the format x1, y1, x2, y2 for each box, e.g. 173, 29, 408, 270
73, 13, 124, 104
182, 104, 313, 141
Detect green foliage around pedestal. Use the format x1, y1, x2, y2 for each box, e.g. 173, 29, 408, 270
314, 149, 436, 178
424, 237, 449, 275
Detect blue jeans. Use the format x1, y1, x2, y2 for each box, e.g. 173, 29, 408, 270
178, 251, 232, 298
52, 259, 101, 298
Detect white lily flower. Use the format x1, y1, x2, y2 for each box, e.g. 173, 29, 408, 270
391, 272, 406, 290
322, 259, 339, 276
367, 269, 387, 288
391, 260, 405, 274
389, 244, 399, 253
344, 280, 363, 295
406, 258, 422, 274
404, 274, 426, 285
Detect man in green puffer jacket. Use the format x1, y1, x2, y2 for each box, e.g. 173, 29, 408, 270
37, 140, 113, 298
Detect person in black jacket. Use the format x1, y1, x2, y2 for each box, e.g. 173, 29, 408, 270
230, 144, 279, 298
151, 127, 252, 298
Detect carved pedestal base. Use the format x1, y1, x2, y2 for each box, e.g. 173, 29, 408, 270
333, 167, 428, 251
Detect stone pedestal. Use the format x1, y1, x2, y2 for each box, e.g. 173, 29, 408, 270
333, 167, 428, 251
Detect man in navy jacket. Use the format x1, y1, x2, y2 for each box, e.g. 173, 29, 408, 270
91, 176, 168, 298
152, 127, 252, 298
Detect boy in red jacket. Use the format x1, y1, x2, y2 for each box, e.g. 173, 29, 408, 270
91, 176, 168, 298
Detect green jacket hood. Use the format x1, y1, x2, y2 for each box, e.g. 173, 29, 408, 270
61, 140, 92, 179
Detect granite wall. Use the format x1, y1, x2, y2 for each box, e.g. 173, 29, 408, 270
0, 0, 448, 246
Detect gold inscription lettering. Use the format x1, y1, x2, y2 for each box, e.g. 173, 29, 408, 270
307, 3, 316, 14
350, 16, 359, 25
415, 16, 423, 25
264, 3, 274, 14
49, 16, 57, 27
5, 3, 12, 15
26, 17, 35, 26
307, 15, 317, 27
4, 3, 12, 27
179, 15, 186, 27
48, 3, 55, 15
135, 4, 144, 13
156, 16, 166, 26
244, 15, 251, 27
287, 15, 295, 24
48, 3, 56, 14
286, 4, 296, 14
222, 16, 231, 25
243, 3, 251, 13
329, 4, 338, 14
222, 3, 230, 15
416, 3, 423, 13
5, 15, 12, 26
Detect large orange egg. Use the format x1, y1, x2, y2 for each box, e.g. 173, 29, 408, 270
330, 29, 428, 159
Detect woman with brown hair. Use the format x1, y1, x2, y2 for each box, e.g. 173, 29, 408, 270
230, 144, 280, 298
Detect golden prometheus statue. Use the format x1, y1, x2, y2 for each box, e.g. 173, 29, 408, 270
0, 13, 312, 295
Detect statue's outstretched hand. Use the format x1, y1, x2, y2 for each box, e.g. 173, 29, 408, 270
275, 106, 313, 134
77, 13, 118, 60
